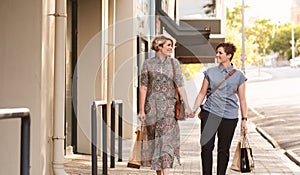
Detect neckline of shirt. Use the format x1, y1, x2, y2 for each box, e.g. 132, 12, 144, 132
218, 63, 234, 73
154, 56, 171, 64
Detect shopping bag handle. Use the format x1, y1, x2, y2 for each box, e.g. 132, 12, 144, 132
240, 134, 251, 148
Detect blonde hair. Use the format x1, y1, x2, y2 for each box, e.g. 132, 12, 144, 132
150, 35, 174, 51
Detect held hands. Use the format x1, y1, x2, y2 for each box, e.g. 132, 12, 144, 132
190, 106, 201, 118
185, 106, 195, 118
192, 108, 198, 117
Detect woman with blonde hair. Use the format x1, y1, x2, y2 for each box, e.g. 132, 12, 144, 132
139, 35, 192, 175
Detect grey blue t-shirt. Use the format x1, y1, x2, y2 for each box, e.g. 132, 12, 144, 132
202, 65, 247, 119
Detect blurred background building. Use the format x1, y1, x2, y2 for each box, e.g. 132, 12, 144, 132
291, 0, 300, 24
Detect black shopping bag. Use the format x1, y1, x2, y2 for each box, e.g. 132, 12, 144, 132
240, 136, 254, 173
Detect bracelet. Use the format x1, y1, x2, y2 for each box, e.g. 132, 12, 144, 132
242, 117, 247, 121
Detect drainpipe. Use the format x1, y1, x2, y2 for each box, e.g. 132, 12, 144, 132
53, 0, 67, 174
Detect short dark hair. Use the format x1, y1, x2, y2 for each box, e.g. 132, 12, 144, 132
216, 42, 237, 61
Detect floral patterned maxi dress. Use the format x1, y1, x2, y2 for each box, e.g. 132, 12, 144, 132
140, 57, 184, 170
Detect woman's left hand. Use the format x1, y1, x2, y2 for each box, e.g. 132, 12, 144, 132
185, 106, 194, 118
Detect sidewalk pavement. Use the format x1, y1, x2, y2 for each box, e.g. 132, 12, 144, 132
65, 68, 300, 174
245, 68, 273, 82
64, 117, 300, 175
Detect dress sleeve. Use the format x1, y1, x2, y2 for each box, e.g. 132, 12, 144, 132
140, 60, 149, 87
173, 58, 184, 87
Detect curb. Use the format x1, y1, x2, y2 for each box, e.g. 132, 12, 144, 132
285, 150, 300, 166
247, 71, 273, 82
249, 106, 300, 167
255, 126, 280, 149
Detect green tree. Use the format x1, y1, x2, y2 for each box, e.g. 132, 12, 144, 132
226, 5, 242, 68
269, 23, 300, 59
246, 19, 274, 55
226, 5, 257, 68
180, 64, 203, 80
226, 4, 277, 66
226, 4, 243, 29
295, 38, 300, 56
269, 24, 292, 56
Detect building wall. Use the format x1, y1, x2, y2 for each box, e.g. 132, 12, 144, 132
76, 0, 103, 154
115, 0, 137, 139
75, 0, 143, 154
0, 0, 215, 174
216, 0, 226, 34
0, 0, 54, 174
178, 0, 213, 19
291, 0, 300, 24
178, 0, 226, 34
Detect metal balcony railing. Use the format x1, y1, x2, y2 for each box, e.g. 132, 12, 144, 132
0, 108, 31, 175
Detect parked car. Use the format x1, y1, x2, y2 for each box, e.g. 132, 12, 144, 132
290, 56, 300, 68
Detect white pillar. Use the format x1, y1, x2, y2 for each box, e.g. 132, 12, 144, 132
53, 0, 67, 174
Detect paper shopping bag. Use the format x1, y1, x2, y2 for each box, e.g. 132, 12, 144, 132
230, 140, 241, 171
127, 129, 142, 169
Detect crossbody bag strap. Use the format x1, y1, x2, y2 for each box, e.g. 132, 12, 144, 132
207, 69, 236, 98
171, 58, 177, 88
171, 58, 182, 101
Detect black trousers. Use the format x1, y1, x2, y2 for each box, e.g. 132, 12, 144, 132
200, 110, 238, 175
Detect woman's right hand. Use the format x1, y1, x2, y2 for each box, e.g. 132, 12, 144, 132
184, 106, 192, 118
138, 111, 146, 122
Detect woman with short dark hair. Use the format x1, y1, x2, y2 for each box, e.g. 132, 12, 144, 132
192, 42, 248, 175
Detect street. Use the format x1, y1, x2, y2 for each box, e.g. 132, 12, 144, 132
246, 66, 300, 165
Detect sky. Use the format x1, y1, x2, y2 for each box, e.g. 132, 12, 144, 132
227, 0, 293, 23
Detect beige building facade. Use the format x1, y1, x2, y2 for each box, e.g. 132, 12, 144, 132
291, 0, 300, 24
0, 0, 226, 174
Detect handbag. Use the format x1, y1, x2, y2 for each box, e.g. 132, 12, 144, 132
171, 59, 185, 120
230, 135, 255, 173
198, 105, 204, 119
198, 69, 236, 119
240, 135, 255, 173
127, 127, 142, 169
